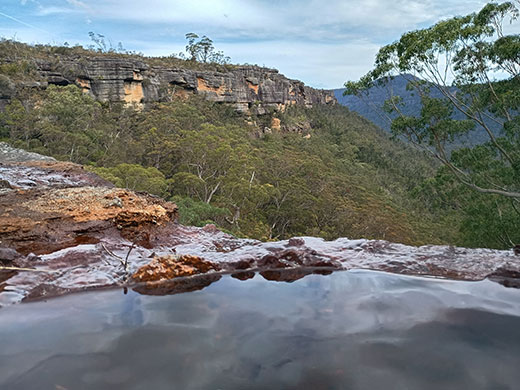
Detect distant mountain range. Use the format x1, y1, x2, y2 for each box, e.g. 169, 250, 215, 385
334, 74, 500, 149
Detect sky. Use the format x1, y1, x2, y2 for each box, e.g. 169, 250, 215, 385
0, 0, 497, 88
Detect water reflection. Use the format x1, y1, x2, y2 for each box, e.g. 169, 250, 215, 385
0, 270, 519, 389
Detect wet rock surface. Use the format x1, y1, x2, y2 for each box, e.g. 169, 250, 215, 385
0, 145, 519, 306
0, 142, 56, 163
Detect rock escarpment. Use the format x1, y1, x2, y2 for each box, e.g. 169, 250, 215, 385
1, 144, 519, 306
15, 56, 336, 114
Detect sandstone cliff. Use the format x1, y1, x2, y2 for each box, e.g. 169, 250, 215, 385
8, 55, 336, 114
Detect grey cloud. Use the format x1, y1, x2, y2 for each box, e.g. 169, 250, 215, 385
64, 0, 490, 42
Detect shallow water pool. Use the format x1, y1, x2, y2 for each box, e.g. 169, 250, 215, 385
1, 270, 520, 389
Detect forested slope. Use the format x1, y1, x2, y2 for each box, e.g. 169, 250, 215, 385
0, 81, 459, 245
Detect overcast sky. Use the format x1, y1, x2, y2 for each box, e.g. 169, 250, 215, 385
0, 0, 494, 88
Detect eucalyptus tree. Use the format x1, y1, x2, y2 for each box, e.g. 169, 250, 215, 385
345, 2, 520, 247
345, 2, 520, 200
182, 33, 230, 64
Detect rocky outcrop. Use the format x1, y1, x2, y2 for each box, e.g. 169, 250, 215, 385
0, 142, 56, 163
1, 144, 519, 306
18, 56, 336, 114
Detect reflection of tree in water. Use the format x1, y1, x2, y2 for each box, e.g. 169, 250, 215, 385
119, 289, 144, 328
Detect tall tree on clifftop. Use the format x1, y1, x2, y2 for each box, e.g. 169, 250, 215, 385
182, 33, 230, 64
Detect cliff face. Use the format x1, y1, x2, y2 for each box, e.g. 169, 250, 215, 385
31, 56, 336, 113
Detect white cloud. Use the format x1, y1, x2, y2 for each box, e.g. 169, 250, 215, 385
18, 0, 41, 6
36, 6, 81, 16
65, 0, 88, 8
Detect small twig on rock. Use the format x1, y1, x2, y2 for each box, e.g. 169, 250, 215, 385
0, 266, 55, 273
101, 243, 123, 260
101, 242, 127, 269
101, 242, 135, 281
124, 244, 135, 271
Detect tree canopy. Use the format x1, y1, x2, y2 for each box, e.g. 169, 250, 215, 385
345, 1, 520, 247
180, 33, 230, 64
346, 2, 519, 197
